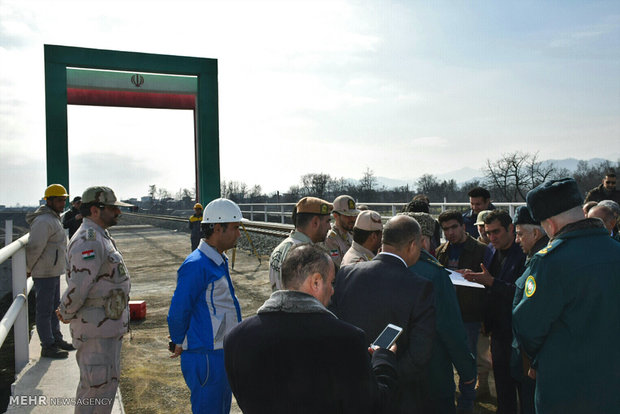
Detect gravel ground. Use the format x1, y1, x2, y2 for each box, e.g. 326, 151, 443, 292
235, 231, 285, 257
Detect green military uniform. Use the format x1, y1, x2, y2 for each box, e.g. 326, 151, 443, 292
512, 219, 620, 414
409, 250, 476, 413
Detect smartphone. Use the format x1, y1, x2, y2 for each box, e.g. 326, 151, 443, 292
372, 324, 403, 349
168, 341, 176, 352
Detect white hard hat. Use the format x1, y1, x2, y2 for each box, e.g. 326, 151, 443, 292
201, 198, 244, 224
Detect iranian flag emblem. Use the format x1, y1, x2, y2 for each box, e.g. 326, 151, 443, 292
82, 250, 95, 260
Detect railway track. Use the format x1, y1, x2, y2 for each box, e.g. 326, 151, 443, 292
122, 212, 291, 238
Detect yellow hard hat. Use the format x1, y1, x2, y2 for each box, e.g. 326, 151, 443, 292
44, 184, 69, 200
194, 203, 203, 210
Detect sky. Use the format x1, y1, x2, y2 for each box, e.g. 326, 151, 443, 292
1, 0, 619, 206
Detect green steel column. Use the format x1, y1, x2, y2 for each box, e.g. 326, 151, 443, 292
196, 62, 220, 205
44, 46, 69, 192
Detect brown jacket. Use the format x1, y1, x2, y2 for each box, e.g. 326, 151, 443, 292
436, 235, 487, 322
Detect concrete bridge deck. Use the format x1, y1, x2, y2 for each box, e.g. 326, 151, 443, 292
5, 223, 497, 413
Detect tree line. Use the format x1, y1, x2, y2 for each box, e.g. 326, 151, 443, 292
147, 152, 619, 208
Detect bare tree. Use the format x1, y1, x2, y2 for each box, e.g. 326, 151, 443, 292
485, 151, 557, 201
300, 173, 331, 198
359, 168, 377, 193
148, 184, 157, 200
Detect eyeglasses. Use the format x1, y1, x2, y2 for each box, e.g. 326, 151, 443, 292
605, 181, 616, 185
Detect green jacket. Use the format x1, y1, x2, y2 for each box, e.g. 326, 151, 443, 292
512, 219, 620, 414
409, 250, 476, 402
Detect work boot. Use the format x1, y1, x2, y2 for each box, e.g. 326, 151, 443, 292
41, 345, 69, 359
54, 339, 75, 351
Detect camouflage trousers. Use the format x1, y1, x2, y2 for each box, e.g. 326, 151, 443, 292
74, 336, 122, 414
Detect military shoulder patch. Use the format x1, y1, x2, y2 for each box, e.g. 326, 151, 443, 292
86, 228, 96, 241
535, 238, 564, 257
329, 249, 340, 258
525, 275, 536, 297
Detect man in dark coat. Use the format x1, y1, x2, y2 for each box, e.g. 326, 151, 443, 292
462, 187, 496, 239
463, 210, 526, 414
435, 209, 488, 412
224, 244, 398, 414
407, 211, 476, 414
62, 196, 83, 239
330, 215, 436, 413
513, 178, 620, 414
584, 169, 620, 204
511, 206, 549, 414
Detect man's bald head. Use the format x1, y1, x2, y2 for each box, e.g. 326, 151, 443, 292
383, 215, 421, 249
588, 205, 617, 233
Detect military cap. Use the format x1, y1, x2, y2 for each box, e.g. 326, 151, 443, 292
526, 178, 583, 221
71, 196, 82, 204
332, 195, 360, 216
513, 205, 540, 226
82, 186, 133, 207
474, 210, 492, 226
354, 210, 383, 231
295, 197, 332, 215
401, 212, 435, 238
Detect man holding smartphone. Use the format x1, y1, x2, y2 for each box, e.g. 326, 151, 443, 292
331, 214, 436, 413
224, 244, 398, 413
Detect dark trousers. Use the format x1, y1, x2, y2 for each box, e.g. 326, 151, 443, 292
517, 376, 536, 414
457, 321, 480, 410
491, 335, 518, 414
33, 277, 63, 347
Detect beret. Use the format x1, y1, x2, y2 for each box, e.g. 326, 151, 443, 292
512, 205, 539, 226
526, 178, 583, 221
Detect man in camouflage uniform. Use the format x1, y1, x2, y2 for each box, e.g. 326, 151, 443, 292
269, 197, 332, 291
324, 195, 359, 267
57, 186, 132, 414
341, 210, 383, 266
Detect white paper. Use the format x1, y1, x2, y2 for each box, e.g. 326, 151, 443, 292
447, 269, 485, 289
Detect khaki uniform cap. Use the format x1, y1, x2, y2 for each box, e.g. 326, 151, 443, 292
475, 210, 493, 226
332, 195, 360, 217
355, 210, 383, 231
296, 197, 333, 215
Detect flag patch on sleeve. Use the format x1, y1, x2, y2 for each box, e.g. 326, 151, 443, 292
82, 250, 95, 260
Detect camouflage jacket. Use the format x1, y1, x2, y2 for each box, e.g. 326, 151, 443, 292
59, 217, 131, 341
269, 230, 312, 291
324, 224, 353, 267
341, 241, 375, 266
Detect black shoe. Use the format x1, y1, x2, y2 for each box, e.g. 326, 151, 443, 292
41, 345, 69, 359
54, 339, 75, 351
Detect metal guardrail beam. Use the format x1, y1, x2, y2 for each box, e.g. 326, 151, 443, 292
0, 221, 32, 375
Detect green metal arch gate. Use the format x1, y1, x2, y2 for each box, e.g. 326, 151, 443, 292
44, 44, 220, 204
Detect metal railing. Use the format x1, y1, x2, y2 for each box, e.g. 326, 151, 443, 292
238, 201, 526, 223
0, 220, 32, 376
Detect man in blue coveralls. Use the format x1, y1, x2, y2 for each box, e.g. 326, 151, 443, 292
168, 198, 244, 414
513, 178, 620, 414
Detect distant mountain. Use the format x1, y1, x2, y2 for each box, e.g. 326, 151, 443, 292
367, 158, 612, 191
542, 158, 609, 172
